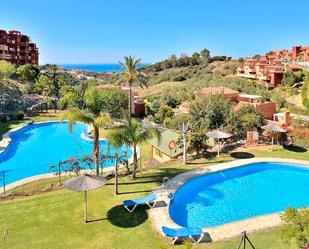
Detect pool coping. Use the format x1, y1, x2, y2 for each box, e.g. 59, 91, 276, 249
0, 121, 138, 194
150, 158, 309, 242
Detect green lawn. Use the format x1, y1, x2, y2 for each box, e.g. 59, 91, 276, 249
0, 159, 299, 249
0, 114, 307, 248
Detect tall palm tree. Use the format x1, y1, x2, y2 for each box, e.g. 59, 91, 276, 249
115, 56, 148, 118
109, 118, 160, 179
63, 86, 111, 175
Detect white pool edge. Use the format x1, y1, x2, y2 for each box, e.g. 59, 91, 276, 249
150, 158, 309, 242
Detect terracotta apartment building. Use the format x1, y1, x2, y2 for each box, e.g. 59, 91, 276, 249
237, 45, 309, 88
0, 29, 39, 65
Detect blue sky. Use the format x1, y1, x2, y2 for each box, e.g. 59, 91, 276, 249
1, 0, 309, 64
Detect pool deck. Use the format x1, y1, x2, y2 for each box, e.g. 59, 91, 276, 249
0, 121, 139, 194
150, 158, 309, 242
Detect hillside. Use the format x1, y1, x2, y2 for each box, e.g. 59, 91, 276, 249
135, 60, 240, 98
0, 79, 42, 112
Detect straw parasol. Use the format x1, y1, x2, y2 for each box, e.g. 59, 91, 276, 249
262, 124, 287, 150
206, 130, 233, 156
64, 174, 107, 222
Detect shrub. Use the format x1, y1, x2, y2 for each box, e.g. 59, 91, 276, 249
15, 111, 25, 120
0, 114, 7, 123
280, 207, 309, 249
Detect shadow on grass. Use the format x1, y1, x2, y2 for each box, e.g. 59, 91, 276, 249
107, 205, 148, 228
283, 144, 307, 153
230, 152, 255, 159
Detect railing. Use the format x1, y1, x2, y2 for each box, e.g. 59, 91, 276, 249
162, 177, 174, 189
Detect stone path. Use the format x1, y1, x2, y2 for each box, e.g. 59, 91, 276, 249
150, 158, 309, 242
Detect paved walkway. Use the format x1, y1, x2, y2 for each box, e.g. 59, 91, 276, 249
150, 158, 309, 242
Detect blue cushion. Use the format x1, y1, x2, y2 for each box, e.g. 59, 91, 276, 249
162, 226, 202, 237
123, 193, 157, 207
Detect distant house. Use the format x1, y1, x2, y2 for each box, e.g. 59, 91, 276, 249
148, 129, 182, 163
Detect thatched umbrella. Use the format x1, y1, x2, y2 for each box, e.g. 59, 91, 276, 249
262, 124, 287, 150
64, 174, 107, 222
207, 130, 233, 156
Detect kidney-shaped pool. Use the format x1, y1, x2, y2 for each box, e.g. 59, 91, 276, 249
0, 122, 132, 187
169, 162, 309, 228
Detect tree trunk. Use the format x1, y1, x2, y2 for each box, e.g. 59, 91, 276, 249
93, 126, 100, 175
128, 80, 132, 118
132, 146, 138, 179
182, 122, 187, 164
115, 157, 119, 195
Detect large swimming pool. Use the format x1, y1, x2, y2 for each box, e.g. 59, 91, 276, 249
0, 122, 132, 187
169, 162, 309, 228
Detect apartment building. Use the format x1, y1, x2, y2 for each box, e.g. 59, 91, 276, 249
237, 45, 309, 87
0, 29, 39, 65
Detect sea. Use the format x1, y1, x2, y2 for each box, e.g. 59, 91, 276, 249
59, 63, 149, 73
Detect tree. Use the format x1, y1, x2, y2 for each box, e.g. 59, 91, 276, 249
115, 56, 148, 118
63, 86, 111, 175
191, 52, 201, 65
109, 118, 159, 179
280, 207, 309, 249
59, 82, 89, 110
34, 74, 55, 96
16, 64, 40, 82
190, 95, 232, 131
108, 139, 129, 195
188, 95, 232, 154
200, 48, 210, 64
155, 104, 174, 124
0, 60, 15, 79
100, 88, 128, 119
168, 54, 177, 68
231, 106, 266, 138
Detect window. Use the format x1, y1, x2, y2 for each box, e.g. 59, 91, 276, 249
155, 148, 163, 158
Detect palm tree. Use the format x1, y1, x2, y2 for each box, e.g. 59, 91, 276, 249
109, 118, 159, 179
63, 86, 111, 175
115, 56, 148, 118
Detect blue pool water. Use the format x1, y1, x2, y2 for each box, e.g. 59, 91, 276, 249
0, 122, 132, 187
169, 162, 309, 228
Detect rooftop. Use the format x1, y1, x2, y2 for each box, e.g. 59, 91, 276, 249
201, 87, 239, 95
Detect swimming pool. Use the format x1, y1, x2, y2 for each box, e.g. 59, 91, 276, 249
0, 122, 132, 187
169, 162, 309, 228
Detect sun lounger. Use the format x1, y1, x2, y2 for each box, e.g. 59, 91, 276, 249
162, 226, 204, 244
123, 193, 157, 212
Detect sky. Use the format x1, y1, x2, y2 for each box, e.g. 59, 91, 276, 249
1, 0, 309, 64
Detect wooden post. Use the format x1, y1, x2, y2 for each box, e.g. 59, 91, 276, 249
115, 156, 119, 195
58, 163, 61, 185
84, 191, 88, 223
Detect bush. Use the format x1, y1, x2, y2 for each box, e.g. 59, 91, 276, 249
15, 111, 25, 120
0, 114, 7, 123
280, 207, 309, 249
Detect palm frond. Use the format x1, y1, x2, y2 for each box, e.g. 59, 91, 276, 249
62, 108, 94, 133
94, 114, 112, 128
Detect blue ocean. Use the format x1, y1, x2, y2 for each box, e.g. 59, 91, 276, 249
59, 63, 149, 72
